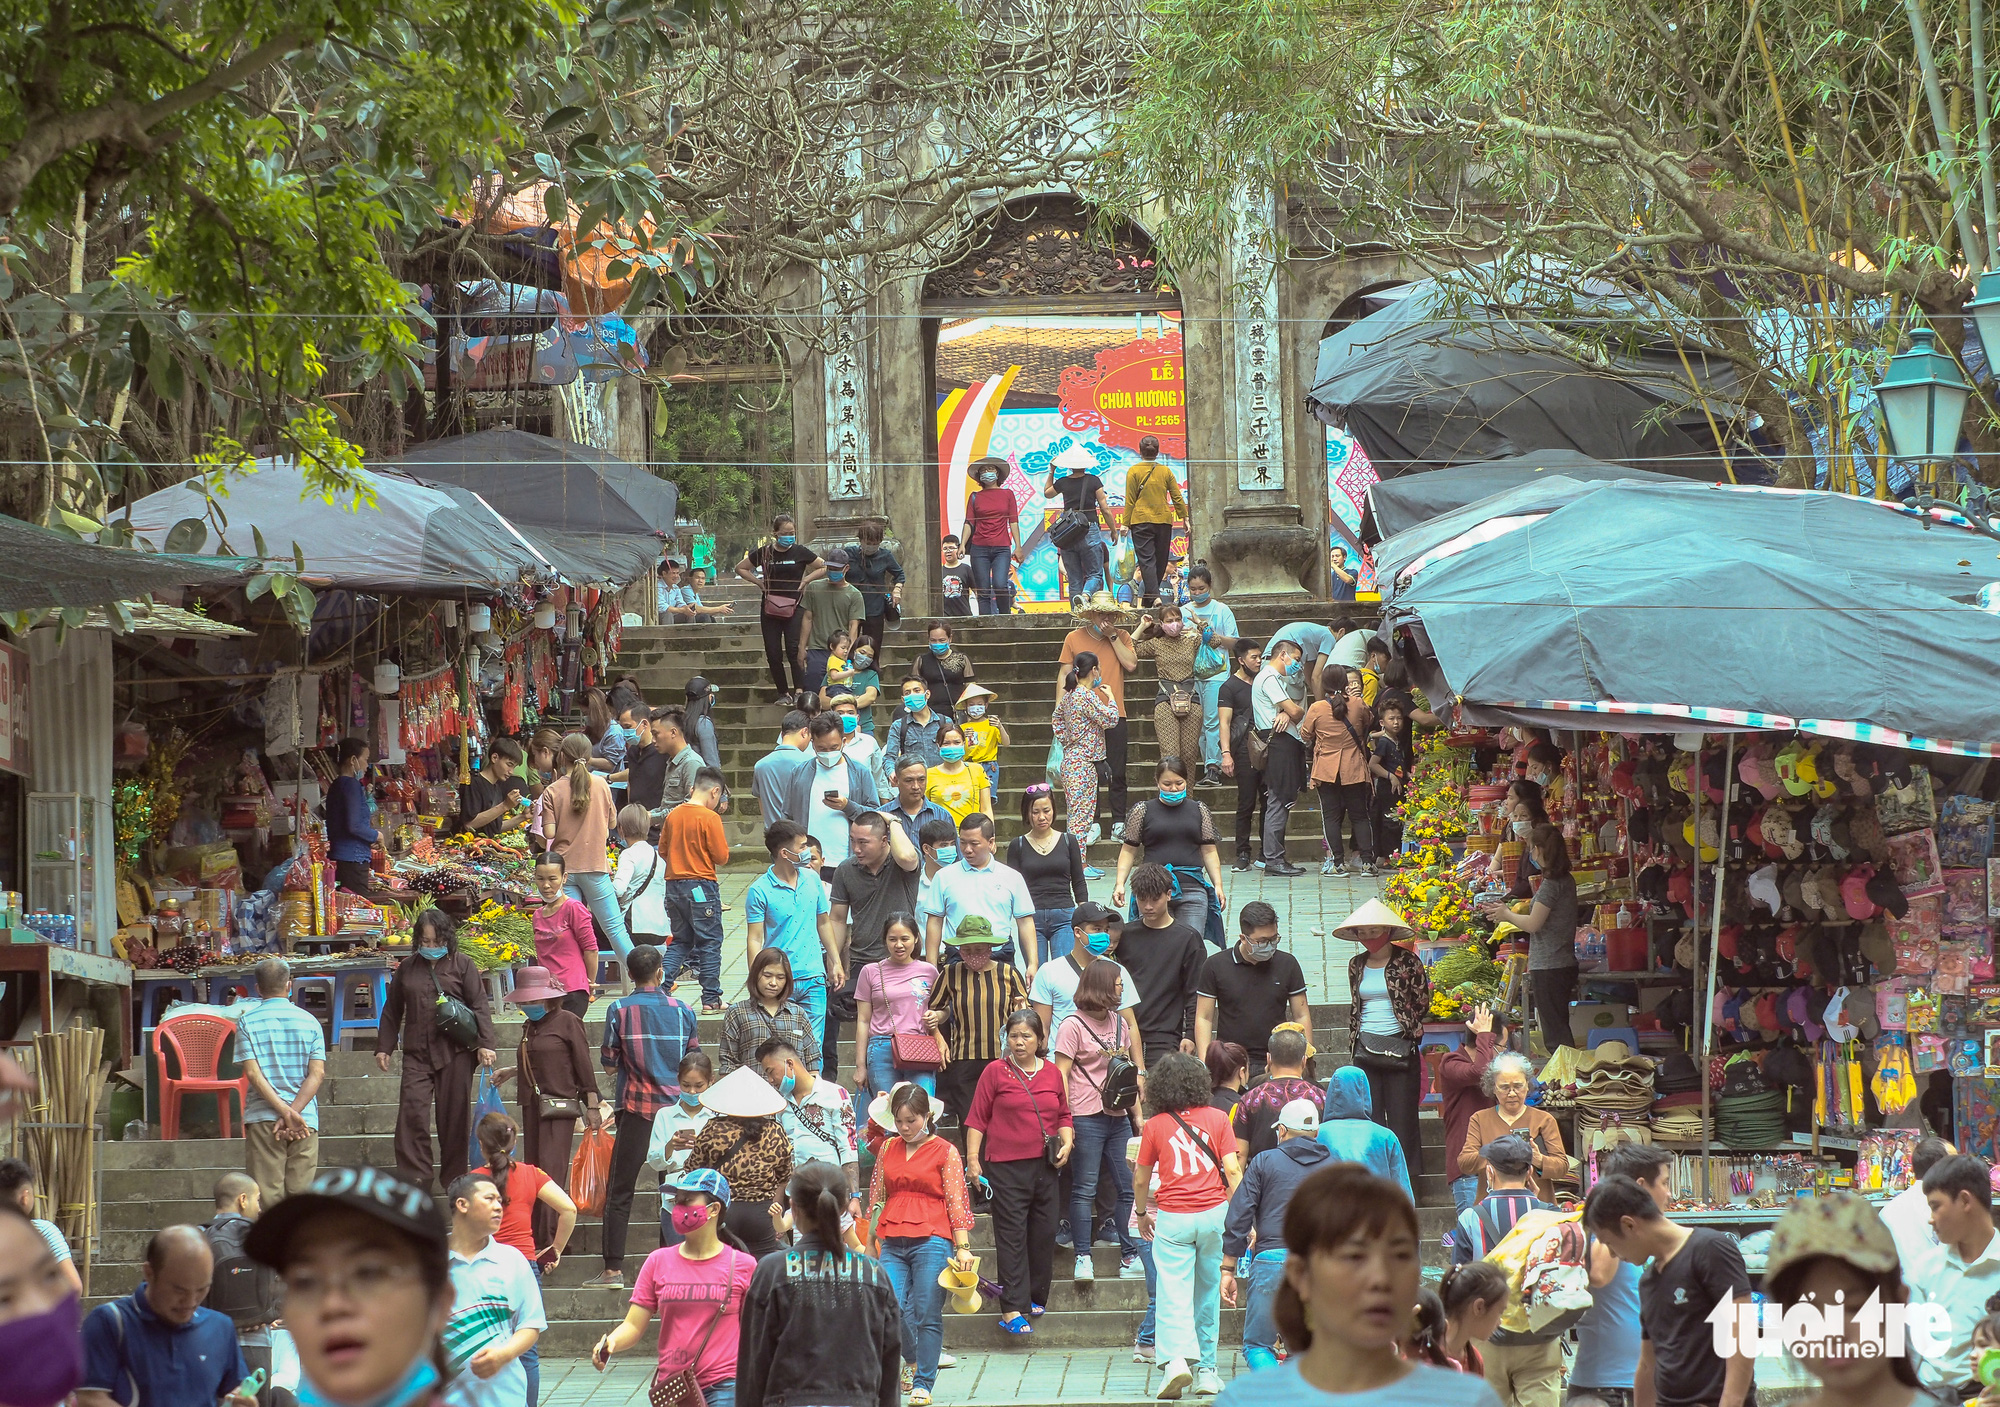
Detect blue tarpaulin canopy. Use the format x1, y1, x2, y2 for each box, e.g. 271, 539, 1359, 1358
1360, 450, 1676, 543
1382, 481, 2000, 753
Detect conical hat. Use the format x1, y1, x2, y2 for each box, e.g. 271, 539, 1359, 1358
1331, 898, 1414, 939
700, 1064, 785, 1118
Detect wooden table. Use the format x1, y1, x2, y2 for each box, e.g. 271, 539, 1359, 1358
0, 942, 134, 1068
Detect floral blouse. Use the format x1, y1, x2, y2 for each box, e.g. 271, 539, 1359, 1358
1347, 945, 1430, 1043
1053, 683, 1120, 763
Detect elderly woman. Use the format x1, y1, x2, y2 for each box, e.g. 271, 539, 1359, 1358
1458, 1051, 1567, 1199
965, 1008, 1072, 1336
1337, 898, 1430, 1177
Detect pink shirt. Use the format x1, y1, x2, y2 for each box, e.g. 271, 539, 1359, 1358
533, 897, 597, 995
856, 959, 939, 1038
1053, 1009, 1125, 1117
629, 1244, 757, 1388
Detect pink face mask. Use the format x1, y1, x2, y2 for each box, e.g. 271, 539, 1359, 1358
670, 1203, 714, 1235
1161, 621, 1183, 638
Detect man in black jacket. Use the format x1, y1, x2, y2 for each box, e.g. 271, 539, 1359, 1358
1116, 864, 1207, 1066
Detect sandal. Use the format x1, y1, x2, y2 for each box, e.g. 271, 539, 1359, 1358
998, 1313, 1033, 1335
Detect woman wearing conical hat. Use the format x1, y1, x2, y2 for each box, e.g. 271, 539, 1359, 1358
1335, 899, 1430, 1174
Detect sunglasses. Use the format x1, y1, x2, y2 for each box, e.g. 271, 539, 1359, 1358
1024, 783, 1053, 795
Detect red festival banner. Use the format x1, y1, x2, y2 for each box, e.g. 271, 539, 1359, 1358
1056, 329, 1186, 461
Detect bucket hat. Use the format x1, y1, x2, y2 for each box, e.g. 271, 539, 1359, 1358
506, 966, 569, 1005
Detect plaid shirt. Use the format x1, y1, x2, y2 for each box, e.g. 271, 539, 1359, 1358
234, 997, 327, 1129
601, 987, 700, 1116
716, 997, 822, 1076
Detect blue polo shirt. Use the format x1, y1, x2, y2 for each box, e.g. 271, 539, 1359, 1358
745, 866, 832, 984
1263, 621, 1336, 660
82, 1286, 248, 1407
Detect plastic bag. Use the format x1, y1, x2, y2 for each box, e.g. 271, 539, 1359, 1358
468, 1070, 505, 1171
1045, 736, 1063, 788
570, 1125, 614, 1215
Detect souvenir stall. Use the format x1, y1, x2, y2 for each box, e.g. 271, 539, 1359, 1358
1374, 474, 2000, 1208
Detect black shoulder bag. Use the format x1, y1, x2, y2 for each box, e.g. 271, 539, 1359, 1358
1061, 1014, 1139, 1112
1006, 1061, 1066, 1169
426, 964, 482, 1051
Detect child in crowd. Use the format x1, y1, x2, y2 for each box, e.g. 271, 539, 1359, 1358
1370, 700, 1406, 857
939, 535, 977, 615
819, 628, 856, 711
956, 683, 1008, 801
925, 725, 989, 825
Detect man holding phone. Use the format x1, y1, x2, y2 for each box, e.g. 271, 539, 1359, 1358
782, 713, 881, 882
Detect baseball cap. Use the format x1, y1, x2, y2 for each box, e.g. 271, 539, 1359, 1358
1072, 902, 1121, 931
825, 548, 850, 568
1276, 1099, 1320, 1135
245, 1164, 447, 1270
668, 1167, 732, 1206
1762, 1191, 1900, 1291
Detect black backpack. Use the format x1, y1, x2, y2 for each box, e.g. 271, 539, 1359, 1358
204, 1216, 284, 1327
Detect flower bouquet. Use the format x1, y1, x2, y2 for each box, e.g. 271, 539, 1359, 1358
456, 900, 536, 972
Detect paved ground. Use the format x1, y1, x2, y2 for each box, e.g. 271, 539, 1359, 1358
541, 1349, 1252, 1407
687, 852, 1384, 1008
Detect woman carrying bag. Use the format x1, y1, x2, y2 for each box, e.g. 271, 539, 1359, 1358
863, 1084, 976, 1407
685, 1067, 795, 1261
852, 913, 941, 1098
964, 1009, 1073, 1336
1050, 960, 1144, 1284
494, 966, 601, 1253
375, 908, 495, 1190
736, 512, 826, 706
1338, 898, 1431, 1178
1008, 783, 1093, 961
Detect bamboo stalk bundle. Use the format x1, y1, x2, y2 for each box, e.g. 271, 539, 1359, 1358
29, 1027, 106, 1296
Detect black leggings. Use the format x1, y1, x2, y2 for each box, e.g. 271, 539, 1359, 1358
1533, 966, 1579, 1051
1317, 780, 1374, 863
760, 609, 806, 694
859, 613, 887, 656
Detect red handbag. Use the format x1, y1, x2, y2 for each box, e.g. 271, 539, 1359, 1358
890, 1029, 946, 1072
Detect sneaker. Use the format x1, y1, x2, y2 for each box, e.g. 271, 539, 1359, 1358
1083, 866, 1106, 880
1085, 822, 1102, 845
1231, 854, 1252, 873
1319, 856, 1340, 876
1201, 766, 1222, 787
1195, 1370, 1224, 1396
1074, 1253, 1095, 1282
582, 1269, 625, 1289
1096, 1218, 1119, 1244
1110, 822, 1127, 842
1120, 1253, 1147, 1280
1359, 861, 1380, 877
1133, 1344, 1157, 1364
1157, 1358, 1193, 1400
937, 1353, 956, 1369
1266, 859, 1306, 877
1056, 1221, 1074, 1249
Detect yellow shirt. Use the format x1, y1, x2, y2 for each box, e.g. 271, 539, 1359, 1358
961, 718, 1002, 763
1360, 667, 1380, 707
1124, 459, 1188, 525
926, 765, 985, 824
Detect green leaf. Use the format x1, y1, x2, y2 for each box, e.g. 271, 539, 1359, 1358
246, 573, 275, 601
293, 541, 305, 573
163, 518, 209, 555
252, 526, 269, 560
57, 509, 103, 535
542, 105, 589, 131
271, 573, 295, 598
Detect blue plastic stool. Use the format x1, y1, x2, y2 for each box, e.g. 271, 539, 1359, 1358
288, 975, 337, 1034
331, 968, 392, 1050
596, 954, 624, 988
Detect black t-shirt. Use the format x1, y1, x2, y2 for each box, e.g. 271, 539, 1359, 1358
939, 563, 976, 615
1218, 676, 1256, 753
1054, 473, 1105, 522
1639, 1228, 1753, 1407
1116, 919, 1207, 1055
1006, 832, 1088, 910
758, 542, 819, 598
625, 744, 672, 812
458, 771, 522, 835
830, 855, 920, 966
1195, 947, 1307, 1057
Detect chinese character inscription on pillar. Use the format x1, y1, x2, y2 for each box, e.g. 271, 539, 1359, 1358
1233, 199, 1286, 493
825, 320, 870, 500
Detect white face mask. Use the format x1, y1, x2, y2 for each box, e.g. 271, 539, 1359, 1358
965, 703, 986, 719
1512, 819, 1532, 838
816, 751, 843, 770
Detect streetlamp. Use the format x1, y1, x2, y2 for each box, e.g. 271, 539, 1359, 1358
1874, 324, 1970, 463
1967, 268, 2000, 371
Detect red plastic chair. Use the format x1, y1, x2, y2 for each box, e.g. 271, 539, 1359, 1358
154, 1012, 248, 1140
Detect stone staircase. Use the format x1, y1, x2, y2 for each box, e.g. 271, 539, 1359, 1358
616, 602, 1377, 863
89, 999, 1458, 1357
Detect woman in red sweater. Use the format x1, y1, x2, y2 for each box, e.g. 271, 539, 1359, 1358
863, 1084, 975, 1407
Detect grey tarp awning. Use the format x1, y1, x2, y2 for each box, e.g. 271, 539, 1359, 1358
1360, 450, 1676, 542
1383, 481, 2000, 751
1309, 278, 1749, 480
119, 460, 552, 595
0, 514, 247, 611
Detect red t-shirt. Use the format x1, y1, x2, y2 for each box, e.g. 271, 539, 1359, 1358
966, 487, 1016, 547
1136, 1106, 1237, 1213
474, 1161, 552, 1261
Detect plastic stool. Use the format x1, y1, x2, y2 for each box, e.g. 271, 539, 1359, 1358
209, 975, 256, 1006
596, 955, 624, 988
134, 976, 203, 1032
288, 976, 337, 1033
331, 968, 392, 1050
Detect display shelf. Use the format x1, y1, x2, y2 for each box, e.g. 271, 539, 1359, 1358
27, 793, 99, 953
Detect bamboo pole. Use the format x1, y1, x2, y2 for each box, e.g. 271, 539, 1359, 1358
30, 1028, 106, 1296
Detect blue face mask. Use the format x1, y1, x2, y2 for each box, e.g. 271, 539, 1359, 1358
1190, 591, 1211, 605
417, 946, 448, 962
520, 1003, 547, 1020
903, 694, 926, 711
301, 1357, 438, 1407
828, 571, 845, 582
778, 1072, 798, 1099
934, 845, 959, 865
929, 641, 950, 656
940, 744, 966, 762
839, 714, 857, 735
1159, 789, 1187, 805
776, 534, 796, 547
679, 1089, 703, 1108
1284, 658, 1302, 677
1084, 929, 1112, 956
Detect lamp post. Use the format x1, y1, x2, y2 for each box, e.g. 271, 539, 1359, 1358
1968, 269, 2000, 371
1873, 325, 1970, 465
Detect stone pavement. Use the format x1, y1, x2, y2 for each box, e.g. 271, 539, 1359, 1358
690, 853, 1384, 1008
541, 1349, 1253, 1407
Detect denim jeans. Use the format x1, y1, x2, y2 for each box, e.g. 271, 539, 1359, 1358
563, 871, 632, 958
661, 878, 724, 1006
522, 1343, 539, 1407
1153, 1203, 1226, 1371
1032, 907, 1077, 964
879, 1235, 953, 1390
1241, 1248, 1288, 1370
1135, 1238, 1157, 1347
864, 1033, 938, 1098
1057, 542, 1107, 604
1451, 1174, 1482, 1213
968, 543, 1013, 614
702, 1382, 736, 1407
1199, 676, 1225, 768
793, 977, 827, 1072
1069, 1113, 1138, 1257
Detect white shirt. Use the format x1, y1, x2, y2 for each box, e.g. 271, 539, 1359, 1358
1331, 628, 1371, 669
1252, 666, 1297, 734
925, 858, 1035, 950
1881, 1182, 1940, 1273
844, 732, 888, 796
806, 756, 858, 870
444, 1237, 546, 1407
778, 1077, 857, 1170
1357, 963, 1400, 1035
613, 840, 672, 940
1910, 1227, 2000, 1390
647, 1099, 715, 1173
1030, 954, 1141, 1031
